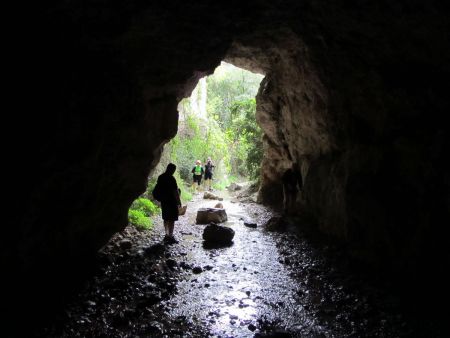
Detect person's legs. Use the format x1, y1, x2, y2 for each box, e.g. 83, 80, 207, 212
163, 220, 170, 235
204, 172, 211, 191
193, 176, 201, 192
283, 185, 289, 214
197, 177, 202, 191
293, 192, 298, 213
288, 192, 296, 215
167, 221, 175, 236
163, 220, 178, 244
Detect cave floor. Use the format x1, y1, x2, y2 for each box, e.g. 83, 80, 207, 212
42, 189, 439, 337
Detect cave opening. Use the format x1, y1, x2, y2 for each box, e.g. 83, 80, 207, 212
128, 62, 265, 232
4, 1, 450, 336
161, 61, 265, 195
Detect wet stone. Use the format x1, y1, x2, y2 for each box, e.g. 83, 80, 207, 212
196, 208, 228, 224
119, 239, 132, 250
192, 266, 203, 274
179, 261, 192, 270
244, 221, 258, 228
203, 223, 235, 245
203, 191, 223, 200
166, 259, 177, 269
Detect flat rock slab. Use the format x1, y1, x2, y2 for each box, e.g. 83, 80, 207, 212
196, 208, 228, 224
203, 223, 235, 245
240, 216, 257, 228
244, 221, 257, 228
203, 191, 223, 201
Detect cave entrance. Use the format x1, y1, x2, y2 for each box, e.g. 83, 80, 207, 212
127, 62, 264, 231
160, 61, 264, 201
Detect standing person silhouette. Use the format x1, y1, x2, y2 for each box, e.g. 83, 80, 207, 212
155, 163, 181, 244
204, 157, 215, 191
282, 163, 303, 215
191, 160, 204, 192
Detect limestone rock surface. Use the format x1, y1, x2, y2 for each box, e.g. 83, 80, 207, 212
196, 208, 228, 224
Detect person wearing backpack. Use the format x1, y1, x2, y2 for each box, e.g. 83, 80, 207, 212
191, 160, 204, 192
204, 157, 215, 191
153, 163, 181, 244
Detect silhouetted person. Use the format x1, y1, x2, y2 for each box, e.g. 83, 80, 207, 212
282, 163, 303, 215
204, 157, 215, 191
156, 163, 181, 244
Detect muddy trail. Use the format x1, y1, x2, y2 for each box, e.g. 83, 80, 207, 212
40, 188, 444, 337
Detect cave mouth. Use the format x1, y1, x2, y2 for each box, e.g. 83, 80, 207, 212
170, 61, 265, 191
127, 61, 265, 232
5, 1, 450, 335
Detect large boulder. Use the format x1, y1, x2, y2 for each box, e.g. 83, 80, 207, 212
196, 208, 228, 224
203, 223, 235, 245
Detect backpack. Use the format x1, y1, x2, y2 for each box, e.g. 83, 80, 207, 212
152, 181, 163, 202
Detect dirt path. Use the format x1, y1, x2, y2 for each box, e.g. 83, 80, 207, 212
41, 189, 438, 337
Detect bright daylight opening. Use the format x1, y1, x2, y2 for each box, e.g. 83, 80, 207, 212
128, 62, 264, 230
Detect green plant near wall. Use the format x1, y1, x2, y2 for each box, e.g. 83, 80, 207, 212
173, 170, 193, 203
128, 198, 160, 231
128, 209, 153, 231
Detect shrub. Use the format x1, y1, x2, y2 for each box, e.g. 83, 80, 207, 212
174, 171, 193, 203
128, 198, 159, 231
131, 198, 160, 216
128, 209, 153, 231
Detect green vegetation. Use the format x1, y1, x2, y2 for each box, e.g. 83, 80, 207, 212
128, 198, 160, 231
174, 171, 193, 202
141, 62, 264, 216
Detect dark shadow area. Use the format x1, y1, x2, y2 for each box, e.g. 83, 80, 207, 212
202, 241, 235, 250
269, 213, 450, 337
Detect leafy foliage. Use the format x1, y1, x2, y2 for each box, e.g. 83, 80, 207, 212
207, 62, 263, 129
131, 198, 160, 216
152, 62, 264, 193
128, 209, 153, 231
228, 98, 263, 179
174, 170, 193, 202
128, 198, 160, 231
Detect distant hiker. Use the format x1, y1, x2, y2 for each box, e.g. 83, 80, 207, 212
204, 157, 215, 191
192, 160, 204, 192
282, 163, 303, 215
154, 163, 181, 244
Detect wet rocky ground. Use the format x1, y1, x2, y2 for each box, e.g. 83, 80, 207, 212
39, 188, 445, 337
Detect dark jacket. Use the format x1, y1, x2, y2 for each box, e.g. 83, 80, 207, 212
157, 172, 181, 205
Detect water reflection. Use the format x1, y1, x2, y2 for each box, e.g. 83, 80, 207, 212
166, 198, 314, 336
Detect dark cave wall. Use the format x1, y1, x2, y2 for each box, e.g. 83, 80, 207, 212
3, 0, 450, 324
227, 2, 450, 273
